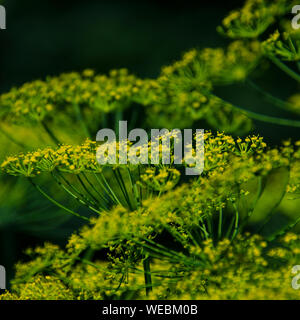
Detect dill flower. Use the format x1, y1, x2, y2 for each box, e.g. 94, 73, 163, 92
218, 0, 293, 39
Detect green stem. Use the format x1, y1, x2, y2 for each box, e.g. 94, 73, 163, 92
143, 256, 152, 296
41, 121, 60, 145
93, 172, 120, 206
134, 239, 180, 261
138, 166, 143, 204
268, 215, 300, 241
76, 174, 100, 205
114, 110, 123, 136
198, 216, 209, 240
240, 176, 263, 230
218, 207, 223, 240
81, 172, 109, 206
99, 172, 123, 206
246, 80, 294, 112
210, 93, 300, 128
225, 214, 235, 239
126, 167, 140, 209
113, 168, 133, 210
52, 172, 103, 214
56, 171, 98, 207
29, 178, 89, 221
72, 103, 91, 138
231, 201, 239, 241
269, 55, 300, 83
287, 37, 297, 56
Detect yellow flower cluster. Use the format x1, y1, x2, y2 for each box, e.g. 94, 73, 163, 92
288, 144, 300, 194
145, 41, 261, 132
0, 69, 145, 123
263, 29, 300, 61
2, 132, 299, 198
0, 140, 100, 177
138, 167, 181, 192
53, 136, 298, 252
2, 233, 300, 300
0, 40, 264, 136
0, 132, 266, 177
160, 40, 262, 85
218, 0, 293, 39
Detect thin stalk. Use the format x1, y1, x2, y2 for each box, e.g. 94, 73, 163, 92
269, 55, 300, 83
256, 185, 288, 234
268, 215, 300, 241
225, 214, 235, 239
218, 207, 223, 240
231, 202, 239, 241
72, 103, 91, 138
77, 174, 100, 205
210, 93, 300, 128
206, 214, 213, 235
101, 113, 107, 128
185, 230, 200, 247
240, 176, 263, 230
138, 166, 143, 204
143, 256, 152, 296
287, 37, 299, 71
114, 110, 123, 135
56, 171, 98, 207
126, 167, 140, 209
113, 168, 133, 210
41, 121, 60, 145
99, 172, 123, 206
133, 239, 181, 261
117, 168, 132, 208
287, 37, 297, 55
190, 228, 203, 246
52, 173, 103, 214
29, 178, 89, 221
143, 238, 206, 268
198, 216, 209, 240
202, 86, 300, 128
93, 172, 120, 206
246, 79, 294, 111
81, 172, 109, 206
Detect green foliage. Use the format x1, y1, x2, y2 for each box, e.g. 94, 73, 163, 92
0, 0, 300, 300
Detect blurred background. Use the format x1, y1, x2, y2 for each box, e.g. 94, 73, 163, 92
0, 0, 299, 286
0, 0, 242, 86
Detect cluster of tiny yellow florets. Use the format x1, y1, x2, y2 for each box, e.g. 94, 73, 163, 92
51, 134, 299, 253
0, 64, 254, 135
0, 69, 152, 124
288, 141, 300, 194
0, 132, 267, 178
160, 40, 262, 85
0, 140, 100, 177
2, 232, 300, 300
1, 132, 299, 197
147, 41, 262, 132
0, 41, 264, 136
263, 29, 300, 61
218, 0, 293, 39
